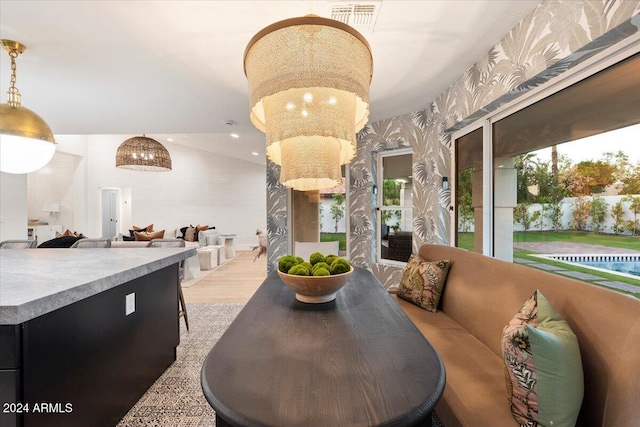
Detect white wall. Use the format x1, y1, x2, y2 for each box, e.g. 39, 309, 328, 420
0, 172, 28, 240
25, 135, 266, 249
513, 195, 639, 234
27, 152, 78, 231
456, 195, 639, 234
319, 196, 346, 233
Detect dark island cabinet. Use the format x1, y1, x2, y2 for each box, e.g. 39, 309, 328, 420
0, 265, 179, 427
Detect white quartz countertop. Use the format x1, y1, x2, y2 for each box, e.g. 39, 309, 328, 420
0, 247, 196, 325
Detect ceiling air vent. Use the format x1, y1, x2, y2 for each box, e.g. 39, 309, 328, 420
328, 1, 382, 33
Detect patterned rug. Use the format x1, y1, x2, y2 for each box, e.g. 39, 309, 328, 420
117, 303, 243, 427
117, 303, 444, 427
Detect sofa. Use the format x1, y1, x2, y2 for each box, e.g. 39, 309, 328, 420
391, 244, 640, 427
113, 228, 220, 247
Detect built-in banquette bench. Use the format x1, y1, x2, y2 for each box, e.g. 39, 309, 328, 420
391, 244, 640, 427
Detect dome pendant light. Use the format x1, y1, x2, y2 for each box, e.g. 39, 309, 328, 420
116, 135, 172, 172
0, 40, 56, 174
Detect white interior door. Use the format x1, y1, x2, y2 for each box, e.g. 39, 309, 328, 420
101, 189, 118, 239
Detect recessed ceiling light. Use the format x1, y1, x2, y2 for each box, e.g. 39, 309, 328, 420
252, 152, 259, 156
231, 133, 239, 139
167, 137, 173, 142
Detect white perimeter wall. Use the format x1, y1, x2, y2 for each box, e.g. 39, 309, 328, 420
512, 195, 639, 234
23, 135, 266, 249
458, 195, 639, 235
319, 197, 346, 233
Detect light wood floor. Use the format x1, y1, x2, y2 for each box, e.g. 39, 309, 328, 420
182, 250, 267, 303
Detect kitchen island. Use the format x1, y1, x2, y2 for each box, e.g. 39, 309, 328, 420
0, 247, 196, 427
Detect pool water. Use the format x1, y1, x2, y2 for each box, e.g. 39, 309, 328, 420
577, 261, 640, 277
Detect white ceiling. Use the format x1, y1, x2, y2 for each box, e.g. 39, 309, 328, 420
0, 1, 540, 165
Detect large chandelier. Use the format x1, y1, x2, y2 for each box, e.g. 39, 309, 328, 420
115, 135, 172, 172
0, 40, 56, 174
244, 15, 373, 191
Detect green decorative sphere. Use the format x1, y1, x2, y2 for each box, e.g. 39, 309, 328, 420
309, 252, 326, 265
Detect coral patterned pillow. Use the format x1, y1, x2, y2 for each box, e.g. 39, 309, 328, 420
396, 256, 452, 312
502, 290, 583, 427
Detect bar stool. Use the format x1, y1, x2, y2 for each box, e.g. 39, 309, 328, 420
70, 238, 112, 248
0, 240, 37, 249
147, 239, 189, 330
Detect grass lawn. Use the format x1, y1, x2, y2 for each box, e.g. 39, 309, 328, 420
458, 231, 639, 251
512, 231, 640, 250
457, 233, 475, 251
320, 232, 346, 251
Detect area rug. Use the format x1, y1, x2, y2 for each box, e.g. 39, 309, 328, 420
117, 303, 243, 427
117, 303, 444, 427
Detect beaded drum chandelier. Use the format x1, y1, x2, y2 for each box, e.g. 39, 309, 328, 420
244, 15, 373, 191
115, 135, 172, 172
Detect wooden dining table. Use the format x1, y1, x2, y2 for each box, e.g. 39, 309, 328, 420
201, 267, 445, 427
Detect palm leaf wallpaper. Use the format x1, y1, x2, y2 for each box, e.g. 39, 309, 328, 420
267, 0, 640, 285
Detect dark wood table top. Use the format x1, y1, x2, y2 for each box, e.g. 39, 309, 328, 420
201, 267, 445, 427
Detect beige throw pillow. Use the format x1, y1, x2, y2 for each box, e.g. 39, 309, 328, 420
133, 230, 165, 241
132, 224, 153, 232
396, 255, 452, 312
184, 226, 196, 242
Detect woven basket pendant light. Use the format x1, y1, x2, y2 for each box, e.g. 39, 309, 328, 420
115, 135, 172, 172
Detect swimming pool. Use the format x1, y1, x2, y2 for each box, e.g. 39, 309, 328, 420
541, 254, 640, 280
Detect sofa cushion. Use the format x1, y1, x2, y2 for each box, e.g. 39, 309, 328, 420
133, 230, 165, 241
392, 294, 513, 427
502, 290, 583, 427
396, 256, 451, 312
132, 224, 153, 232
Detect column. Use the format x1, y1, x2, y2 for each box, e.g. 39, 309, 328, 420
494, 157, 517, 262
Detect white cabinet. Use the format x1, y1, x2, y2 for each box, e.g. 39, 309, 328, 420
28, 225, 62, 245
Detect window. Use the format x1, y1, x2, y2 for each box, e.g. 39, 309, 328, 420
454, 127, 483, 253
452, 51, 640, 297
376, 149, 412, 263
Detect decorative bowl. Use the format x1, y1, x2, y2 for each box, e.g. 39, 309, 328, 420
277, 266, 354, 303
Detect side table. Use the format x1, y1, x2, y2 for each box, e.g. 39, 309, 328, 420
183, 253, 202, 281
219, 234, 237, 259
198, 245, 225, 270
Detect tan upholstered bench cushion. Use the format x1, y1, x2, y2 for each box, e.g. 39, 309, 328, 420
392, 295, 514, 427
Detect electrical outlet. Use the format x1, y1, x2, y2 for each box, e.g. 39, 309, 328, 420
126, 293, 135, 316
